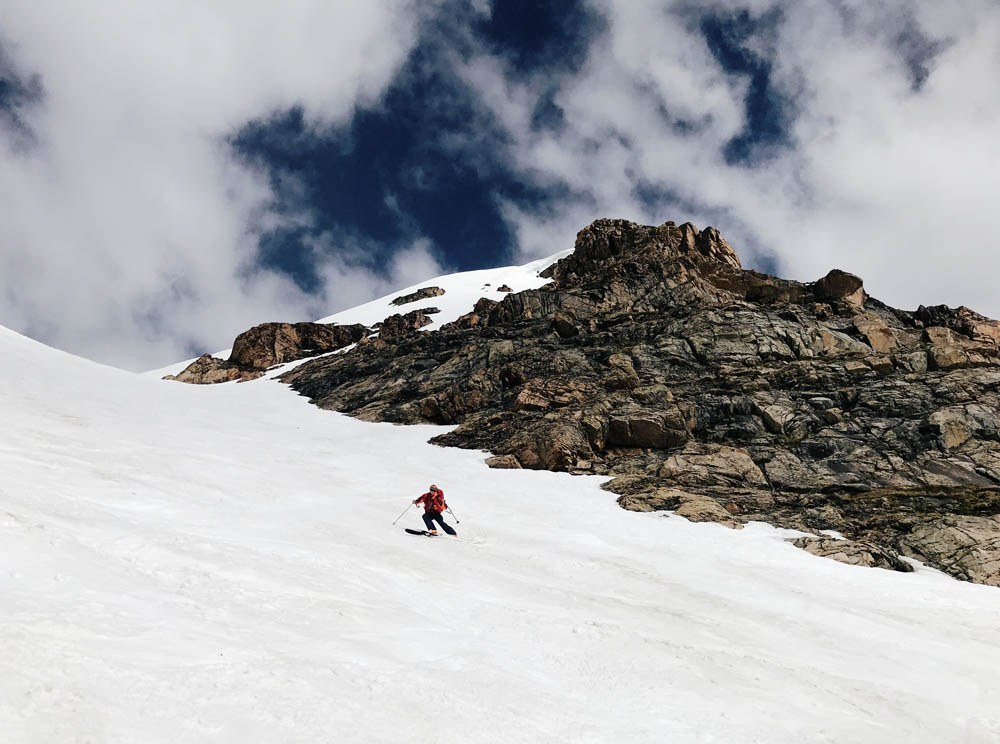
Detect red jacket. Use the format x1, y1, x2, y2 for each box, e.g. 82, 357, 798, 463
416, 489, 446, 513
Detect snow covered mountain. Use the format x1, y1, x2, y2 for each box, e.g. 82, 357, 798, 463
3, 253, 1000, 743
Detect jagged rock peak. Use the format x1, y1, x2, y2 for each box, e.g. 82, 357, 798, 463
543, 218, 741, 285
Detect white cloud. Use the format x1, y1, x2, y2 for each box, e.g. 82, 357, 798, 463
0, 2, 432, 370
310, 234, 449, 317
463, 0, 1000, 317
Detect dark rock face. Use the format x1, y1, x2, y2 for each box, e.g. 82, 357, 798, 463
391, 287, 445, 306
279, 218, 1000, 586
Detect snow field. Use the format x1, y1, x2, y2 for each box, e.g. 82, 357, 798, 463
2, 323, 1000, 743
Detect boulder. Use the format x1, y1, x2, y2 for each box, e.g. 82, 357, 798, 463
485, 454, 521, 469
391, 286, 445, 306
164, 354, 262, 384
854, 316, 900, 354
759, 404, 796, 435
928, 408, 974, 450
674, 491, 744, 529
447, 297, 498, 330
512, 423, 592, 472
898, 516, 1000, 586
379, 309, 436, 341
616, 487, 743, 528
791, 537, 913, 573
659, 444, 768, 488
608, 410, 689, 449
815, 269, 865, 309
229, 322, 366, 369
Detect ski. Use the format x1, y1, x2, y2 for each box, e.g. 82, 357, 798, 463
404, 528, 438, 537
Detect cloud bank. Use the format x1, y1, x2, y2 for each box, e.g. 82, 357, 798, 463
466, 0, 1000, 314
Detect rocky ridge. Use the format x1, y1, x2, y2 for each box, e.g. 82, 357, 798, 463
272, 219, 1000, 586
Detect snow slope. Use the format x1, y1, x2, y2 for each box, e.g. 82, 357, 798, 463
3, 309, 1000, 742
150, 250, 569, 379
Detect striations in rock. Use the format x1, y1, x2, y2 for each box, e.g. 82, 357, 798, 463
272, 219, 1000, 586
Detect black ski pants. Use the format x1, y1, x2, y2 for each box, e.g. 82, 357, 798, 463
422, 510, 456, 535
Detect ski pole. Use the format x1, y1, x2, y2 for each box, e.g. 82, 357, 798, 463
392, 503, 413, 525
447, 506, 460, 524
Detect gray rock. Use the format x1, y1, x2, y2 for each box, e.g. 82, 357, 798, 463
791, 537, 913, 573
898, 515, 1000, 586
674, 491, 744, 529
659, 444, 768, 489
815, 269, 865, 309
485, 454, 521, 469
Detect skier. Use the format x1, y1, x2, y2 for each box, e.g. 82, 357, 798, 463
413, 484, 457, 536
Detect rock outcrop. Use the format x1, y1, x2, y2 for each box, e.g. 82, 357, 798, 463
391, 287, 445, 306
163, 354, 264, 384
377, 309, 438, 341
270, 218, 1000, 586
898, 515, 1000, 586
230, 322, 367, 369
791, 536, 913, 573
166, 322, 367, 384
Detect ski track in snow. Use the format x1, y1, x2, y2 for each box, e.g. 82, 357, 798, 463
3, 282, 1000, 742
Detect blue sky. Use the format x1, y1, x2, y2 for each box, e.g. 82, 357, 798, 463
233, 1, 790, 293
1, 1, 998, 369
231, 0, 606, 290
